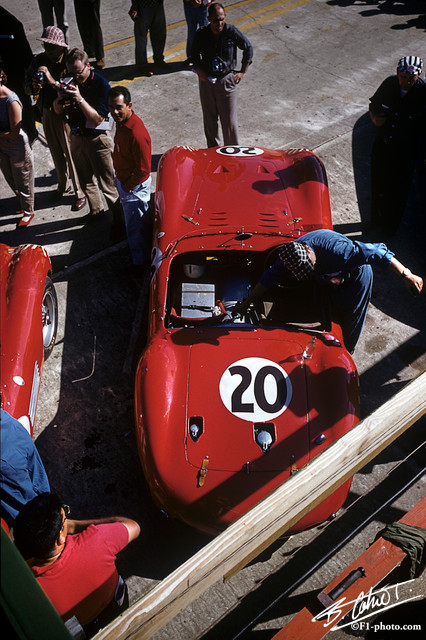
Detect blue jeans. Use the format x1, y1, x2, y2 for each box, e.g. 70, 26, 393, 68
329, 264, 373, 354
115, 176, 152, 267
184, 2, 209, 58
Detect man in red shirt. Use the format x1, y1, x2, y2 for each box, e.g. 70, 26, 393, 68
108, 85, 152, 274
13, 493, 140, 633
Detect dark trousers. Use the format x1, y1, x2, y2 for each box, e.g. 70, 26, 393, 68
83, 580, 129, 638
134, 1, 166, 67
370, 137, 416, 235
328, 265, 373, 354
74, 0, 104, 61
37, 0, 69, 43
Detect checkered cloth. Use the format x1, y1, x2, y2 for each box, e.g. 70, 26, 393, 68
397, 56, 423, 75
278, 242, 314, 281
37, 26, 68, 48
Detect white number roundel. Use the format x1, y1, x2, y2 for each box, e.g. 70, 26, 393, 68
216, 146, 264, 157
219, 357, 292, 422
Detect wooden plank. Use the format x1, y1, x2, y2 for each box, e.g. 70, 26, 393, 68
272, 496, 426, 639
94, 371, 426, 640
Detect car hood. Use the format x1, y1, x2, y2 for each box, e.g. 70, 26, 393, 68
184, 331, 310, 473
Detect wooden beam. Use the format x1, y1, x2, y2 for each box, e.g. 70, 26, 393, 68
94, 371, 426, 640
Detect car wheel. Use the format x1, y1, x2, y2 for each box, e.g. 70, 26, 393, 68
42, 277, 58, 358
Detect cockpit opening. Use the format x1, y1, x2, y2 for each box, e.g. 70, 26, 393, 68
165, 250, 330, 331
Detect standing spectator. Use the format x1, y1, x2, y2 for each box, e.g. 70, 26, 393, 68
53, 48, 121, 224
37, 0, 69, 44
0, 58, 35, 228
73, 0, 105, 68
234, 230, 423, 354
369, 56, 426, 235
0, 409, 50, 529
25, 26, 86, 211
183, 0, 210, 65
13, 493, 140, 634
129, 0, 167, 76
108, 85, 152, 273
191, 2, 253, 147
0, 7, 37, 144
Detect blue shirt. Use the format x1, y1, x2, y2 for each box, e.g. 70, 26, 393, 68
1, 409, 50, 522
260, 230, 394, 288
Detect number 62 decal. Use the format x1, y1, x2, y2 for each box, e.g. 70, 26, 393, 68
219, 357, 292, 422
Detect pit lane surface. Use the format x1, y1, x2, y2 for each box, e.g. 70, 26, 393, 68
1, 2, 425, 639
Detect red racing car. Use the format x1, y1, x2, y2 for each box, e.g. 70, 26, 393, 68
135, 146, 359, 536
1, 243, 57, 436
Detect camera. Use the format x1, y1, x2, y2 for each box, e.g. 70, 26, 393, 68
210, 57, 225, 75
60, 76, 75, 90
35, 70, 44, 84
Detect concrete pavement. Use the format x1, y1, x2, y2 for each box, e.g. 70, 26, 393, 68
1, 1, 425, 638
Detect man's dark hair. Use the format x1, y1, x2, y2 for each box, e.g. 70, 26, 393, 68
107, 85, 131, 104
209, 3, 225, 18
13, 493, 64, 560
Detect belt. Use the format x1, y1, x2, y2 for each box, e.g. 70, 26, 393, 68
71, 127, 106, 138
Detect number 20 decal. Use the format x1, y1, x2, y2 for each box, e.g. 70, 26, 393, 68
219, 357, 292, 422
216, 146, 264, 157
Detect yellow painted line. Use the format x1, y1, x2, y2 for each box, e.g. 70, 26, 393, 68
235, 0, 306, 25
237, 0, 313, 30
109, 0, 313, 80
105, 36, 134, 51
104, 0, 289, 51
162, 0, 314, 64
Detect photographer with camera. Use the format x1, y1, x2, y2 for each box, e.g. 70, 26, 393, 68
191, 2, 253, 147
25, 26, 85, 211
53, 47, 121, 226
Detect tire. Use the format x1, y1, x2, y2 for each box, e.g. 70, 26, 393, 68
42, 277, 58, 358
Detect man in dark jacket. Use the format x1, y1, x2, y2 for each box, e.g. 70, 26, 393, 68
0, 7, 37, 143
369, 55, 426, 234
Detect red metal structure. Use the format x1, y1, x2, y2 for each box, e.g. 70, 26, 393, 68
273, 496, 426, 639
135, 146, 359, 535
1, 243, 57, 436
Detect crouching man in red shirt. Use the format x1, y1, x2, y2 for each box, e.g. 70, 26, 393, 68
108, 85, 152, 276
13, 493, 140, 635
